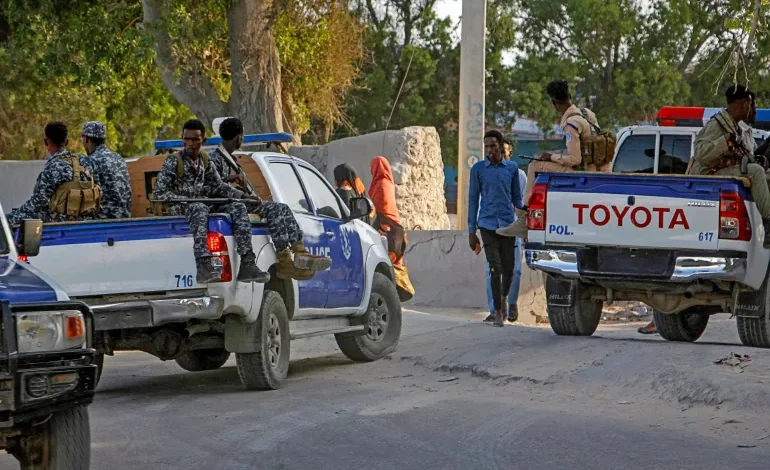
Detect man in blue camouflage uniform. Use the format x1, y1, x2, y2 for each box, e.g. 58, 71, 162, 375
210, 117, 331, 280
153, 119, 269, 284
80, 121, 132, 219
8, 122, 99, 225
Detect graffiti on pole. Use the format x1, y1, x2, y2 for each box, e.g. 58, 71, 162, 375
465, 94, 484, 169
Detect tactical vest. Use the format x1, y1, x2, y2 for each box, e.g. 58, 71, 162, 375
49, 155, 102, 219
176, 151, 209, 178
566, 109, 617, 167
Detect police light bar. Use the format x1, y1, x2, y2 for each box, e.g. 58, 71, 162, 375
154, 132, 294, 150
656, 106, 770, 131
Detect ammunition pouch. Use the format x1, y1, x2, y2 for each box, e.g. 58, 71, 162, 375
49, 156, 102, 218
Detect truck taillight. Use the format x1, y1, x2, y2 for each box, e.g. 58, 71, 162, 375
527, 183, 548, 230
719, 191, 751, 241
207, 232, 232, 282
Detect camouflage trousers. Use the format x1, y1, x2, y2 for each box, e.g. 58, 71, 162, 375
252, 201, 303, 252
185, 202, 253, 259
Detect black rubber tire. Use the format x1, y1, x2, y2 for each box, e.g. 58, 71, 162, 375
335, 273, 402, 361
175, 348, 231, 372
545, 276, 602, 336
235, 290, 290, 390
736, 269, 770, 348
18, 407, 91, 470
653, 306, 715, 343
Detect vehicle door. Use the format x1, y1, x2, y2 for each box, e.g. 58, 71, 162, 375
267, 161, 328, 309
296, 164, 365, 309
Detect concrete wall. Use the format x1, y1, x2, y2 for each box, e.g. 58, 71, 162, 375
290, 127, 450, 230
404, 230, 546, 325
0, 161, 46, 211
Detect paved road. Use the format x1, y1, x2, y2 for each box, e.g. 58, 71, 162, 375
2, 309, 770, 469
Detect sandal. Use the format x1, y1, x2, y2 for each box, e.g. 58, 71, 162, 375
637, 323, 657, 335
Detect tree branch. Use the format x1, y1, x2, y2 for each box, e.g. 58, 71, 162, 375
141, 0, 226, 127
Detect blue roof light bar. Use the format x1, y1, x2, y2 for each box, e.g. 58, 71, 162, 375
154, 132, 294, 150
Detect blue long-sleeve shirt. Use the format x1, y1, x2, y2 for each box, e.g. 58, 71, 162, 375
468, 158, 523, 234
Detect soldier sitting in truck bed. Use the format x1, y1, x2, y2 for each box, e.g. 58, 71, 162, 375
153, 119, 269, 284
209, 117, 331, 280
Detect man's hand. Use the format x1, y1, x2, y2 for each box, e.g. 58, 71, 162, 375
538, 152, 553, 161
469, 233, 480, 252
242, 194, 262, 206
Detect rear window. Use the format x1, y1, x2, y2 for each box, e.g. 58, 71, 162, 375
658, 135, 692, 174
613, 134, 656, 173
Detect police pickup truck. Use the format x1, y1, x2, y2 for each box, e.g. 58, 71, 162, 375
0, 204, 96, 469
525, 106, 770, 347
23, 133, 401, 391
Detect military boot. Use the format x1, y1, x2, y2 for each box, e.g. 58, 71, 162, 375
276, 249, 314, 281
763, 218, 770, 249
496, 208, 529, 239
237, 251, 271, 283
292, 242, 332, 271
196, 257, 220, 284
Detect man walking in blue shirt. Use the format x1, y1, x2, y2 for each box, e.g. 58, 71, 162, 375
469, 130, 524, 327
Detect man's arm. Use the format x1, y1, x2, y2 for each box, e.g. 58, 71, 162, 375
467, 165, 480, 234
693, 122, 731, 169
8, 160, 67, 225
510, 162, 523, 209
152, 156, 178, 200
205, 164, 244, 199
552, 122, 582, 166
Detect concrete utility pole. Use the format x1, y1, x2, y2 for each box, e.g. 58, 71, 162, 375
456, 0, 486, 231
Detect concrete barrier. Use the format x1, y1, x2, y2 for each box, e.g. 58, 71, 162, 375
404, 230, 546, 325
0, 160, 46, 211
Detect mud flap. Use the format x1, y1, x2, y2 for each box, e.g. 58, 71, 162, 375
545, 276, 576, 307
735, 289, 764, 318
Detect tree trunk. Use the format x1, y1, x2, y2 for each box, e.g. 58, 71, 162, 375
226, 0, 284, 134
142, 0, 284, 133
746, 0, 761, 57
142, 0, 227, 128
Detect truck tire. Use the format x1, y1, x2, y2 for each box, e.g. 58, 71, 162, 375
736, 268, 770, 348
545, 276, 602, 336
653, 307, 714, 343
235, 291, 290, 390
335, 273, 402, 361
17, 407, 90, 470
175, 348, 231, 372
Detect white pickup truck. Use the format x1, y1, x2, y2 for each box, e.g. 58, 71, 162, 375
525, 109, 770, 347
21, 142, 401, 390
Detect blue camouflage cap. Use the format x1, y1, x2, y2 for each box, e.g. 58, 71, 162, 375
82, 121, 106, 139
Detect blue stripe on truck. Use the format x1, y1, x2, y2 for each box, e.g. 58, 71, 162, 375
538, 173, 752, 202
29, 217, 269, 247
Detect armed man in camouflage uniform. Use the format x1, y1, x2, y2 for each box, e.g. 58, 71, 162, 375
210, 118, 332, 280
688, 85, 770, 248
153, 119, 269, 284
80, 121, 131, 219
8, 122, 100, 225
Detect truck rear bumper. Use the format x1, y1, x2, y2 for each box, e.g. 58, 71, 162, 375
88, 295, 225, 331
525, 246, 747, 283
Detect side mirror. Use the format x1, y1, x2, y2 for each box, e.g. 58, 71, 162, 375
17, 219, 43, 258
348, 197, 373, 220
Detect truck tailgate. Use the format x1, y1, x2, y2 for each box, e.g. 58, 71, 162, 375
543, 174, 727, 250
25, 217, 266, 297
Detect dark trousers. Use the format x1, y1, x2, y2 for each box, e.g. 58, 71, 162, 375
480, 228, 516, 312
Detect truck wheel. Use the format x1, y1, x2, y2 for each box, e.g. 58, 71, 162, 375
335, 273, 402, 361
545, 276, 602, 336
653, 307, 714, 343
736, 269, 770, 348
175, 348, 231, 372
235, 291, 290, 390
16, 407, 90, 470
